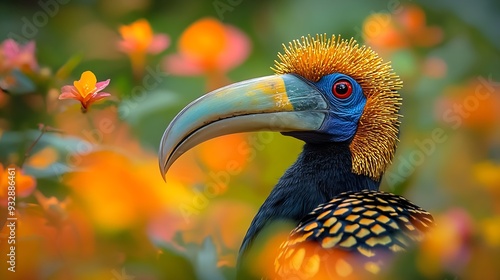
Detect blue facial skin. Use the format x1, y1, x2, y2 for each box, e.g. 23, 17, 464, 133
284, 73, 366, 143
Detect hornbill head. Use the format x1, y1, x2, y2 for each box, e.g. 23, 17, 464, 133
159, 34, 402, 181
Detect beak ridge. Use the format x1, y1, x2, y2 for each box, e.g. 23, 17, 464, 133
159, 74, 328, 180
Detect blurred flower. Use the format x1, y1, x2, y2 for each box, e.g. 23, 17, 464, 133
0, 163, 36, 207
163, 17, 250, 89
118, 18, 169, 77
435, 78, 500, 133
418, 208, 473, 277
0, 192, 96, 280
33, 190, 71, 226
474, 160, 500, 193
0, 39, 39, 94
118, 19, 168, 55
197, 134, 250, 177
64, 150, 193, 232
481, 216, 500, 248
58, 70, 111, 112
363, 4, 442, 52
26, 146, 59, 169
0, 39, 38, 73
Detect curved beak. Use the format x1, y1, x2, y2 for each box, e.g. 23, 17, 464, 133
159, 74, 329, 180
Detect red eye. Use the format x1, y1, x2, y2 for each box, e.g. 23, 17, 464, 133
332, 80, 353, 99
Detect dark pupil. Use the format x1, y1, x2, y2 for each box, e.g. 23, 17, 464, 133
335, 83, 348, 95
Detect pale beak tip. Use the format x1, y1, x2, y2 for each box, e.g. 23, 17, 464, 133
159, 161, 167, 183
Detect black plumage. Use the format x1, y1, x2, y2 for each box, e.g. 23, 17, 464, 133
239, 142, 380, 257
158, 34, 434, 280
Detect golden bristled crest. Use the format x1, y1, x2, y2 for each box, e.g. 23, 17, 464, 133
272, 34, 403, 180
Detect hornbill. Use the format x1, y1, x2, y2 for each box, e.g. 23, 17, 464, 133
159, 34, 434, 279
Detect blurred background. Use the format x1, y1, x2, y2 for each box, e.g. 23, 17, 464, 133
0, 0, 499, 279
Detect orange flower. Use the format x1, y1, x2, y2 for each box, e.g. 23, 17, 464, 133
163, 17, 250, 89
0, 164, 36, 207
435, 78, 500, 131
418, 208, 473, 277
26, 146, 59, 169
0, 192, 96, 279
118, 19, 169, 77
58, 70, 110, 112
64, 150, 193, 232
363, 4, 442, 52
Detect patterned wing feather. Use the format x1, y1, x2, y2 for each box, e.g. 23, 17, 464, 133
274, 190, 434, 279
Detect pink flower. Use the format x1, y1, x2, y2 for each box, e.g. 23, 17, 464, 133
0, 39, 38, 73
59, 71, 111, 112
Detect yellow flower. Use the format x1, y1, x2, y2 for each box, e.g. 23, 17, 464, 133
58, 71, 110, 112
474, 161, 500, 192
481, 217, 500, 247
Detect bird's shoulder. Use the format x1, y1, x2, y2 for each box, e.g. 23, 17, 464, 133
273, 189, 434, 279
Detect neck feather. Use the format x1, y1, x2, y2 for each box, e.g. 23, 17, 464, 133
238, 142, 380, 257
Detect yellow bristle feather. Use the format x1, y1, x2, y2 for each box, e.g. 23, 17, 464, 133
272, 34, 402, 180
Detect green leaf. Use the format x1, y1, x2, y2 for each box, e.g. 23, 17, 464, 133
23, 162, 71, 179
156, 247, 198, 280
1, 69, 36, 95
193, 238, 225, 280
153, 236, 226, 280
55, 53, 84, 80
119, 89, 180, 125
0, 130, 89, 178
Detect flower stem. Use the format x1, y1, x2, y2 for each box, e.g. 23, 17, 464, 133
21, 124, 47, 168
130, 53, 146, 82
20, 124, 64, 168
